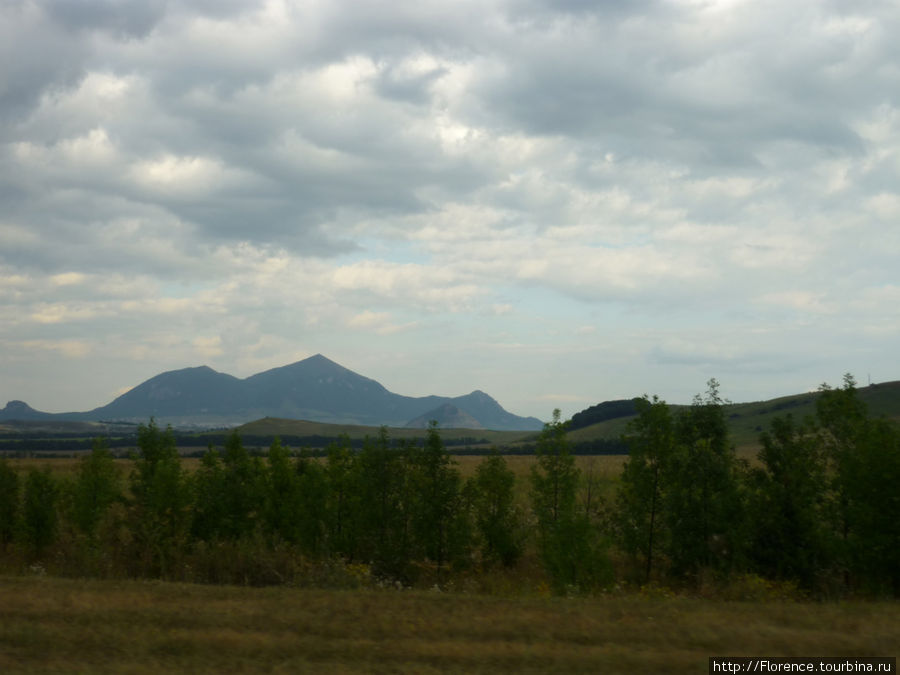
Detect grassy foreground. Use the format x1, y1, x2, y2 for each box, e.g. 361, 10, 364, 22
2, 576, 897, 674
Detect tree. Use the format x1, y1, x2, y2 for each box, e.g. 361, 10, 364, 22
324, 436, 360, 559
262, 437, 302, 545
356, 427, 411, 579
71, 437, 121, 539
219, 431, 264, 540
816, 374, 866, 588
530, 409, 611, 592
294, 449, 329, 555
817, 375, 900, 595
191, 444, 226, 542
849, 417, 900, 595
615, 395, 674, 583
408, 422, 468, 573
530, 410, 578, 532
128, 419, 190, 577
663, 379, 743, 579
23, 468, 58, 558
0, 457, 18, 551
469, 451, 523, 567
746, 414, 827, 588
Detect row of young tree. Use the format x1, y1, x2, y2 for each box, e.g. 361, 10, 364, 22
616, 376, 900, 597
0, 420, 530, 586
0, 375, 897, 596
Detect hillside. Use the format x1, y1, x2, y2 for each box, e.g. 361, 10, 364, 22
568, 380, 900, 451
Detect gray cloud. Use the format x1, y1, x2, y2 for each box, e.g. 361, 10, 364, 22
2, 0, 899, 417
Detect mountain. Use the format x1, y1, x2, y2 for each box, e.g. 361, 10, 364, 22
86, 366, 245, 420
0, 400, 55, 421
406, 403, 484, 430
0, 355, 544, 431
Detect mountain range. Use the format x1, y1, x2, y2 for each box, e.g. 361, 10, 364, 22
0, 354, 544, 431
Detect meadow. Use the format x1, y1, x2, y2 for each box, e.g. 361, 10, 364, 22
2, 575, 898, 674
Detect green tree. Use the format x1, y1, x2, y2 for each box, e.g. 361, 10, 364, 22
408, 422, 468, 573
128, 419, 190, 577
294, 449, 329, 555
262, 437, 302, 545
23, 468, 58, 558
817, 375, 900, 595
191, 444, 226, 542
849, 417, 900, 595
324, 436, 360, 558
531, 409, 611, 592
531, 410, 578, 531
356, 427, 412, 580
219, 431, 264, 540
71, 437, 121, 539
469, 451, 523, 567
746, 414, 827, 588
615, 395, 674, 583
663, 379, 743, 579
816, 374, 867, 588
0, 457, 19, 551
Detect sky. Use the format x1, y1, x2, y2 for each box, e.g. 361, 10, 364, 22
1, 0, 899, 423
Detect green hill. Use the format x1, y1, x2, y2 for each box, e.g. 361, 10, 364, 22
569, 381, 900, 452
211, 381, 900, 454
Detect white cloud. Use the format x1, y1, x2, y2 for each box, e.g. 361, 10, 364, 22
346, 310, 417, 336
192, 335, 224, 358
2, 0, 900, 418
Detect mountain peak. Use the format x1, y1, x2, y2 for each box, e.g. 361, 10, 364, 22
1, 355, 543, 430
0, 400, 53, 421
4, 400, 36, 412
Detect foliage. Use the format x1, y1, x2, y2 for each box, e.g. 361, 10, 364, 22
0, 458, 18, 550
323, 436, 359, 558
530, 410, 612, 593
468, 451, 523, 567
408, 422, 469, 572
127, 419, 191, 576
817, 375, 900, 595
745, 414, 827, 589
615, 395, 674, 582
355, 427, 413, 580
219, 430, 265, 541
71, 438, 121, 539
22, 467, 58, 557
568, 398, 640, 431
262, 437, 302, 545
663, 379, 743, 579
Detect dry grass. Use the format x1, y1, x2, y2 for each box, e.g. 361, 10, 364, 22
5, 454, 629, 481
1, 575, 897, 674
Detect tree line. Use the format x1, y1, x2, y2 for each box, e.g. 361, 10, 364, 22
0, 374, 897, 597
615, 376, 899, 597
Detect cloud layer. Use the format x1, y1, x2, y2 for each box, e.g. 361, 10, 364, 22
2, 0, 899, 418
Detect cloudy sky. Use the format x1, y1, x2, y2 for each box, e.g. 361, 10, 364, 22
2, 0, 899, 422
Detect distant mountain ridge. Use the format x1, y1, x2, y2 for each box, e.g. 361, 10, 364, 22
0, 354, 544, 431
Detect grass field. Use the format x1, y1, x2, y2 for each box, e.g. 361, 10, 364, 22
1, 575, 897, 674
234, 417, 537, 447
